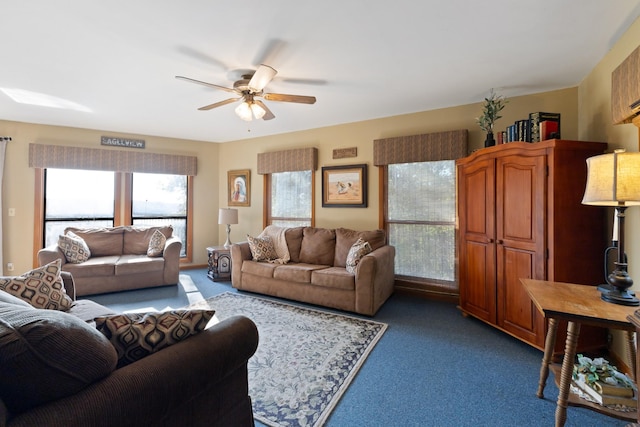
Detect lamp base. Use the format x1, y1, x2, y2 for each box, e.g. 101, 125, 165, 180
600, 288, 640, 306
597, 283, 636, 296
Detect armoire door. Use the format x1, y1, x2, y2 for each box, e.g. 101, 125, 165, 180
495, 153, 546, 346
458, 157, 496, 323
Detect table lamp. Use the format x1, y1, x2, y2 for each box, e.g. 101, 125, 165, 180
582, 149, 640, 306
218, 208, 238, 248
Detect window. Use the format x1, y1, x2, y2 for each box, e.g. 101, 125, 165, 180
132, 173, 188, 257
386, 160, 456, 290
43, 169, 115, 247
39, 169, 192, 261
266, 170, 313, 227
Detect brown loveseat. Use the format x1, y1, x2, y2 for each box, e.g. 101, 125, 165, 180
37, 226, 182, 296
0, 273, 258, 427
231, 227, 395, 316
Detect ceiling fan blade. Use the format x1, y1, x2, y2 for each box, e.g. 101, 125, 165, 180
175, 76, 237, 93
254, 100, 275, 120
248, 64, 277, 92
198, 97, 241, 111
263, 93, 316, 104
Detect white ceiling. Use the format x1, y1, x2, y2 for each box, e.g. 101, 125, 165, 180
3, 1, 640, 143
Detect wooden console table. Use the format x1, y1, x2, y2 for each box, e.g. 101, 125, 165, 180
521, 278, 637, 427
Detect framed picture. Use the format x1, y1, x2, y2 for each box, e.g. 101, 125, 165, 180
322, 164, 367, 208
228, 169, 251, 207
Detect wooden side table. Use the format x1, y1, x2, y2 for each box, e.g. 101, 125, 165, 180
207, 246, 231, 282
521, 278, 637, 426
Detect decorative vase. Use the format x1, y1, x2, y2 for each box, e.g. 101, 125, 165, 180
484, 132, 495, 148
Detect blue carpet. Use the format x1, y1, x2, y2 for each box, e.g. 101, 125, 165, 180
87, 269, 629, 427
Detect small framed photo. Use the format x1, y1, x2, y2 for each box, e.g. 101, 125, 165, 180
228, 169, 251, 207
322, 164, 367, 208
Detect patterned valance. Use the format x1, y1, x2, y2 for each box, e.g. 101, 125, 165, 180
28, 144, 198, 175
373, 129, 468, 165
257, 147, 318, 174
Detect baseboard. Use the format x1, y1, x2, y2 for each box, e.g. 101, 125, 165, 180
394, 284, 458, 304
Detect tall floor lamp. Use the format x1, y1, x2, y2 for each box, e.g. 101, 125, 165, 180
218, 208, 238, 248
582, 149, 640, 306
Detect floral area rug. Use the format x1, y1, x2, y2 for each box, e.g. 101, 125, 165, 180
188, 292, 387, 427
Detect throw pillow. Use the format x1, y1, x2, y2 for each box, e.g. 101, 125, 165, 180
0, 301, 118, 414
58, 231, 91, 263
247, 234, 278, 261
0, 260, 74, 311
147, 229, 166, 257
346, 238, 372, 274
95, 309, 215, 367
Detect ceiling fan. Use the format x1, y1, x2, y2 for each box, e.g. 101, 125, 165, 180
176, 64, 316, 121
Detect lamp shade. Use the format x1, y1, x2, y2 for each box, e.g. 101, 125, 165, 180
218, 208, 238, 225
235, 102, 253, 121
582, 150, 640, 206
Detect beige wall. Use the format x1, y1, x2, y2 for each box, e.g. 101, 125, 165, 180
578, 15, 640, 364
1, 87, 578, 275
218, 87, 580, 242
0, 121, 219, 273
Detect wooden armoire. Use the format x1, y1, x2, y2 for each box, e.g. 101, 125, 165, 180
457, 139, 608, 352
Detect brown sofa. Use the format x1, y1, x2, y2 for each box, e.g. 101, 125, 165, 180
0, 273, 258, 427
37, 226, 182, 296
231, 227, 395, 316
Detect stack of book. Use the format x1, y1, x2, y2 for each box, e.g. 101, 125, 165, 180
572, 373, 637, 408
497, 112, 561, 143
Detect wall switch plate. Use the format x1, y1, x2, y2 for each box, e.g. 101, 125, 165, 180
7, 262, 14, 271
8, 208, 15, 217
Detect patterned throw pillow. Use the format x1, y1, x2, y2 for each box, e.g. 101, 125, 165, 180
247, 235, 278, 261
147, 229, 166, 257
58, 231, 91, 263
346, 238, 372, 274
94, 309, 215, 367
0, 260, 74, 311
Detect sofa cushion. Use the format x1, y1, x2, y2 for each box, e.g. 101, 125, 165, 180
0, 301, 118, 414
346, 238, 373, 273
241, 260, 279, 278
147, 229, 167, 257
66, 227, 125, 257
115, 255, 164, 275
0, 260, 74, 311
284, 227, 304, 263
273, 263, 329, 283
68, 300, 117, 324
334, 228, 386, 267
95, 309, 215, 367
62, 256, 119, 277
58, 231, 91, 263
247, 235, 278, 261
299, 227, 336, 265
311, 267, 356, 290
123, 226, 173, 255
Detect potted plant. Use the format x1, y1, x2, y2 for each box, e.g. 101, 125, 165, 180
476, 88, 507, 147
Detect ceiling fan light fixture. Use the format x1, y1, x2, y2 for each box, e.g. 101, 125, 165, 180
251, 102, 266, 120
235, 101, 253, 121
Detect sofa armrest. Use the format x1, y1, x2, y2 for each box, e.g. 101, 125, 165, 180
162, 236, 182, 284
7, 316, 259, 427
37, 244, 67, 268
231, 242, 252, 289
60, 272, 77, 301
354, 245, 396, 316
